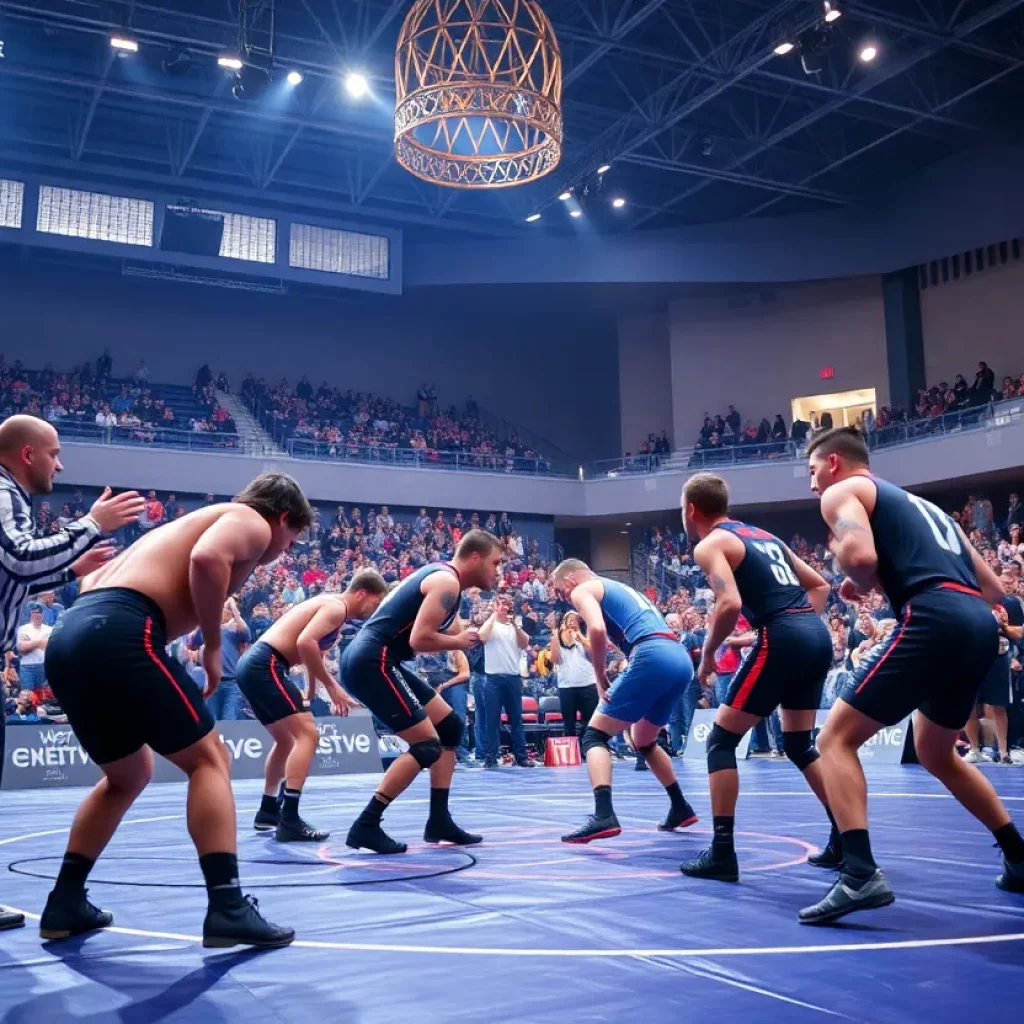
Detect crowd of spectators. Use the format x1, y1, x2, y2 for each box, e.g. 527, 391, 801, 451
242, 375, 545, 471
0, 354, 236, 444
686, 360, 1024, 469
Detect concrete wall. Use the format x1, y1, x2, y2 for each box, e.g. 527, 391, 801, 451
617, 310, 673, 455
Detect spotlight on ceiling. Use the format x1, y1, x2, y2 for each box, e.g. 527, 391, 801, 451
597, 163, 611, 175
612, 197, 626, 209
286, 70, 303, 86
859, 43, 878, 62
774, 41, 795, 55
345, 71, 369, 98
526, 212, 541, 222
558, 189, 572, 201
570, 209, 583, 218
110, 35, 138, 53
823, 2, 841, 23
218, 55, 243, 70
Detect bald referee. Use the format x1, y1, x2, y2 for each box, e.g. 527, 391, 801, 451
0, 415, 144, 930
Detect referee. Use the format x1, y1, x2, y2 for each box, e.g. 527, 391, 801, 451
0, 415, 144, 930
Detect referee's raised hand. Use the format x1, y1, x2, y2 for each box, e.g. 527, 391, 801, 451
88, 487, 146, 533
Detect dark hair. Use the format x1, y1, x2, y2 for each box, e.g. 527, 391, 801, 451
683, 472, 730, 519
456, 529, 502, 559
806, 426, 870, 465
234, 473, 313, 531
346, 569, 389, 597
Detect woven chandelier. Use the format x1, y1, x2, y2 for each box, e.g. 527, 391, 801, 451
394, 0, 562, 189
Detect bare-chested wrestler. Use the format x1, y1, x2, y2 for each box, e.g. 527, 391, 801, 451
239, 570, 388, 842
40, 473, 313, 949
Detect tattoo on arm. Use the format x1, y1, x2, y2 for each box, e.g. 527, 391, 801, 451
439, 590, 458, 613
833, 517, 868, 540
709, 573, 729, 595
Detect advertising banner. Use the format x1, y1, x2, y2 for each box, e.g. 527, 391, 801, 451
814, 710, 912, 764
2, 712, 382, 790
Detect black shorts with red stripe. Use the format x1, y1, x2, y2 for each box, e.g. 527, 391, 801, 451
842, 583, 999, 730
725, 611, 832, 718
340, 636, 434, 734
44, 588, 214, 765
237, 641, 306, 726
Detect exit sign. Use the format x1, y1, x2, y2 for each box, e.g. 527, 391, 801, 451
820, 367, 835, 380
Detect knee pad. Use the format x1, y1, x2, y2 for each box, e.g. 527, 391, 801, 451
782, 730, 820, 773
435, 711, 463, 750
706, 724, 744, 774
634, 740, 659, 757
408, 739, 443, 770
580, 726, 613, 759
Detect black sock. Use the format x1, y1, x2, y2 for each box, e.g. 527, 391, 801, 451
357, 793, 390, 827
712, 816, 735, 855
429, 787, 451, 820
840, 829, 877, 879
259, 793, 279, 816
824, 806, 841, 848
594, 784, 614, 818
199, 852, 243, 909
54, 853, 94, 897
993, 822, 1024, 863
665, 781, 686, 810
281, 788, 301, 824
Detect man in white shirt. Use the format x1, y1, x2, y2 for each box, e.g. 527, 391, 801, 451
479, 597, 536, 767
17, 603, 52, 692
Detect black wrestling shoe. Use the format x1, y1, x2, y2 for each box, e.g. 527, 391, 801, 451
39, 890, 113, 940
253, 808, 280, 832
561, 814, 622, 844
423, 818, 483, 846
658, 800, 699, 831
345, 820, 408, 855
202, 895, 295, 949
799, 869, 895, 925
0, 908, 25, 931
680, 846, 739, 883
996, 856, 1024, 893
275, 818, 330, 843
807, 842, 844, 870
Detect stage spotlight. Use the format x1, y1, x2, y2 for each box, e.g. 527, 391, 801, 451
570, 209, 582, 218
526, 212, 541, 222
345, 72, 369, 98
612, 197, 626, 209
823, 2, 841, 22
597, 164, 611, 175
859, 43, 878, 62
286, 70, 303, 86
774, 41, 795, 55
558, 190, 572, 201
110, 35, 138, 53
218, 55, 243, 70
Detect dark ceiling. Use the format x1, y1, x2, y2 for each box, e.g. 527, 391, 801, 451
1, 0, 1023, 240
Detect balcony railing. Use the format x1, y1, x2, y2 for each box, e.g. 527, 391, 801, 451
585, 399, 1024, 478
49, 419, 244, 452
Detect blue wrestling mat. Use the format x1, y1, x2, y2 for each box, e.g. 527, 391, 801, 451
1, 759, 1022, 1022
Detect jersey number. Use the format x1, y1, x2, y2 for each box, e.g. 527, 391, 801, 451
753, 542, 800, 587
907, 494, 962, 554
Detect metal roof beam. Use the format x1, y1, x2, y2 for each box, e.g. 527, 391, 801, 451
743, 53, 1024, 218
563, 0, 670, 86
628, 0, 1024, 229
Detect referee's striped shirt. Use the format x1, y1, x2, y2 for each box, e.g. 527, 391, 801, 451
0, 466, 102, 654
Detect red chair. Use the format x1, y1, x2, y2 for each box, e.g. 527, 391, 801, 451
522, 697, 540, 724
539, 695, 563, 733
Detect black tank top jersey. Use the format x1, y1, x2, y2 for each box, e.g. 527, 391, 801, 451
867, 476, 979, 611
711, 521, 812, 628
358, 563, 461, 662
